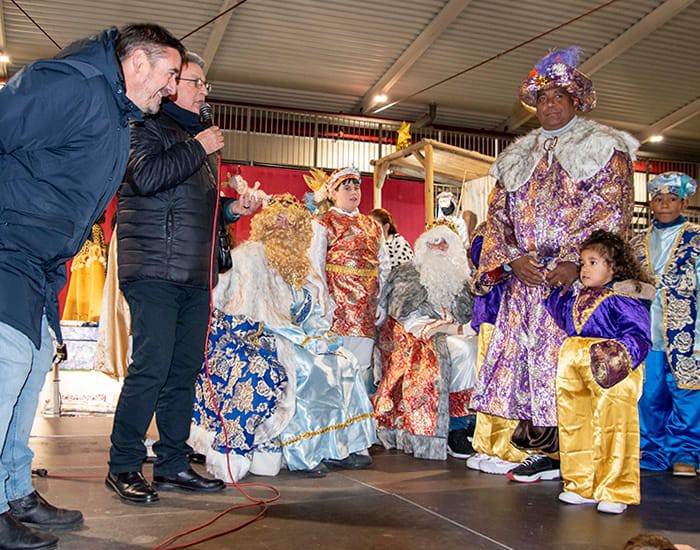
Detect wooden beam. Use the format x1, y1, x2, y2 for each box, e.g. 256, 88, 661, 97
373, 162, 388, 208
358, 0, 473, 114
201, 0, 238, 75
500, 0, 695, 132
637, 97, 700, 144
412, 150, 427, 168
425, 143, 435, 226
371, 139, 428, 165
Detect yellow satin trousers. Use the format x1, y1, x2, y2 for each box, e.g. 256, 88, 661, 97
556, 337, 643, 504
471, 323, 528, 463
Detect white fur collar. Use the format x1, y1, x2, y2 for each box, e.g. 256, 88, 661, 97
213, 234, 332, 328
490, 118, 639, 192
213, 241, 293, 327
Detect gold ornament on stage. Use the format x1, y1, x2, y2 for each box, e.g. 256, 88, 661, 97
303, 167, 332, 213
303, 168, 329, 192
396, 121, 411, 151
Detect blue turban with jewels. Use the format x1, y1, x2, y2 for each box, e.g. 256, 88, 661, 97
648, 171, 697, 199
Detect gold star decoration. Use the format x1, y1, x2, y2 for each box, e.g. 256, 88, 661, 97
396, 121, 411, 151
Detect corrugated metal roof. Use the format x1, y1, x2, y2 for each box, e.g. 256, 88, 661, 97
2, 0, 699, 161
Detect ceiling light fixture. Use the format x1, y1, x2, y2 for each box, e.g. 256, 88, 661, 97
0, 53, 10, 64
648, 135, 664, 143
373, 93, 388, 104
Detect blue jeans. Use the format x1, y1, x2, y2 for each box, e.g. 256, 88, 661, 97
0, 317, 53, 513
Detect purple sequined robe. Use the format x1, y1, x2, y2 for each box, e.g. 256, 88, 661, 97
471, 126, 635, 426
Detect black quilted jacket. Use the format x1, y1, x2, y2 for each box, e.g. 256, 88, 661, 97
116, 111, 221, 289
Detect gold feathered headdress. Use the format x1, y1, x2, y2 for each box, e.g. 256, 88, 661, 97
303, 168, 330, 204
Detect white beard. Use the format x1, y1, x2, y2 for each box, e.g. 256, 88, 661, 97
417, 249, 469, 312
213, 241, 293, 327
414, 225, 470, 312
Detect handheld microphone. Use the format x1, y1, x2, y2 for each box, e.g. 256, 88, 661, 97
199, 102, 214, 128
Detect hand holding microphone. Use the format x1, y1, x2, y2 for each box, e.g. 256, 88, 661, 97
196, 103, 224, 155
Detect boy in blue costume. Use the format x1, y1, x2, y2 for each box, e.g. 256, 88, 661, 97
630, 172, 700, 477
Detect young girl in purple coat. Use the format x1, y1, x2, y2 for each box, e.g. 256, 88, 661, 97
545, 230, 653, 514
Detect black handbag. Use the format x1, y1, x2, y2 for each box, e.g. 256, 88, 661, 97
203, 156, 233, 274
216, 205, 233, 273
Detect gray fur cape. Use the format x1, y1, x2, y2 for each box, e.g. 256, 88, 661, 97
377, 261, 473, 460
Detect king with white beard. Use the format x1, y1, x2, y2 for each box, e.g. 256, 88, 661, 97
373, 223, 478, 460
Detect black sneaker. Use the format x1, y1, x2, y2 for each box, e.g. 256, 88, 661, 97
465, 415, 476, 442
324, 453, 372, 470
506, 454, 560, 483
447, 429, 474, 459
301, 462, 329, 478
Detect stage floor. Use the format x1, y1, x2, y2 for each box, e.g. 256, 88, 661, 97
29, 415, 699, 549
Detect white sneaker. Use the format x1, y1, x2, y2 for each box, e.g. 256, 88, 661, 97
558, 491, 597, 505
597, 501, 627, 514
466, 453, 489, 471
479, 456, 519, 475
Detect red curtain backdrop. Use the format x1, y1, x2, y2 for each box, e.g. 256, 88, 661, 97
58, 165, 425, 315
219, 164, 426, 246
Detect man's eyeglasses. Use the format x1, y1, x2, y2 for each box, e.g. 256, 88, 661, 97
177, 77, 212, 92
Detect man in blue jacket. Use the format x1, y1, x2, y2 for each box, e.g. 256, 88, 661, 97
0, 24, 184, 549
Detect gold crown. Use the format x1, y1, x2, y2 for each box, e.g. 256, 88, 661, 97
266, 192, 304, 209
425, 218, 459, 235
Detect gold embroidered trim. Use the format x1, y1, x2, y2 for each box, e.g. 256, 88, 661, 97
573, 288, 613, 334
420, 318, 452, 339
299, 334, 339, 348
280, 413, 375, 447
651, 223, 690, 368
326, 264, 378, 277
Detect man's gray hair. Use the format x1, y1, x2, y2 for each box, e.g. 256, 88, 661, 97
184, 52, 205, 69
116, 23, 185, 64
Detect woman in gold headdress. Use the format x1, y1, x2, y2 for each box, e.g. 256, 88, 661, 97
190, 194, 376, 480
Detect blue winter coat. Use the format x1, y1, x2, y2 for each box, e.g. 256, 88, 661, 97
0, 27, 143, 348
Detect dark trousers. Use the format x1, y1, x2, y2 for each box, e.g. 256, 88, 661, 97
108, 280, 210, 476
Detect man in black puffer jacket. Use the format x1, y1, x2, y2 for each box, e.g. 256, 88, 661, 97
106, 52, 261, 505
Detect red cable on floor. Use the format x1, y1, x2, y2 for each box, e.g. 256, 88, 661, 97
150, 157, 283, 550
38, 170, 281, 547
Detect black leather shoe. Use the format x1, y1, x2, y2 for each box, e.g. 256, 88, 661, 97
105, 472, 159, 505
152, 468, 225, 492
0, 511, 58, 550
324, 452, 372, 470
301, 462, 329, 478
8, 491, 82, 531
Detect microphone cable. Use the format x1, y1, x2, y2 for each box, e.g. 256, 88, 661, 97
151, 153, 281, 550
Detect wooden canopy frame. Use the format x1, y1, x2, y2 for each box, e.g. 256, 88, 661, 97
371, 138, 494, 225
